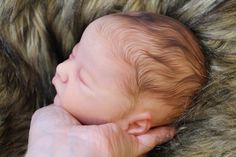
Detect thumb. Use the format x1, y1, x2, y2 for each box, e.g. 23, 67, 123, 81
136, 126, 176, 155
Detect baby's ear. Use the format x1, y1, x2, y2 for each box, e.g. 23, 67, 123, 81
127, 112, 151, 136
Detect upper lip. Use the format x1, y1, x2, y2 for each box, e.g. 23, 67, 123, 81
52, 77, 56, 86
52, 73, 58, 85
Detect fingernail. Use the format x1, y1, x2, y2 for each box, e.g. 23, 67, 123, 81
155, 128, 176, 143
170, 129, 176, 137
155, 137, 162, 142
156, 135, 172, 143
160, 132, 175, 142
167, 134, 174, 140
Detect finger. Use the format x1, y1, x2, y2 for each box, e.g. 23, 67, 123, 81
136, 126, 175, 155
31, 105, 80, 129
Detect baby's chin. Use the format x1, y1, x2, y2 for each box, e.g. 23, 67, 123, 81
53, 94, 62, 106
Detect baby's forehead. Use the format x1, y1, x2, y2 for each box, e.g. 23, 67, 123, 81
92, 16, 145, 48
90, 15, 140, 39
89, 16, 140, 89
88, 17, 136, 52
86, 15, 139, 64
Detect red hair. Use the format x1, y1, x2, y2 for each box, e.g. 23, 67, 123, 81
96, 12, 207, 119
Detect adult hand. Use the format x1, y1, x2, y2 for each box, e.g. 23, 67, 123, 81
25, 105, 175, 157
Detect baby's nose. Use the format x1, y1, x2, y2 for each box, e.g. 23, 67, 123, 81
56, 62, 68, 83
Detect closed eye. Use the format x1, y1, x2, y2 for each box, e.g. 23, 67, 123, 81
78, 69, 87, 86
79, 72, 93, 92
79, 69, 94, 91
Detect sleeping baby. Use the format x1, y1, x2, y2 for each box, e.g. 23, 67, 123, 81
52, 12, 206, 136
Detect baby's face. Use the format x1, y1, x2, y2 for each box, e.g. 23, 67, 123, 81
52, 20, 131, 125
52, 15, 181, 128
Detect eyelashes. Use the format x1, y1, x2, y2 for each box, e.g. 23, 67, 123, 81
78, 69, 87, 86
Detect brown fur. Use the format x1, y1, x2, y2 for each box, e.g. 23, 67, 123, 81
0, 0, 236, 156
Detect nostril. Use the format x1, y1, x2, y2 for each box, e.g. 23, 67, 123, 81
60, 73, 68, 83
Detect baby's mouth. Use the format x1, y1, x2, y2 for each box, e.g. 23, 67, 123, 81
52, 74, 61, 93
52, 75, 62, 106
52, 74, 58, 86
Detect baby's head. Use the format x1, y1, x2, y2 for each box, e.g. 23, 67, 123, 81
52, 12, 206, 135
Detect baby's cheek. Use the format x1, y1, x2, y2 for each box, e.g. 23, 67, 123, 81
61, 92, 76, 112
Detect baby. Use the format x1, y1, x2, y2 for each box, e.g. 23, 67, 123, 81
52, 12, 206, 136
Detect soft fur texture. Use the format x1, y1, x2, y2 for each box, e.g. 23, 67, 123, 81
0, 0, 236, 156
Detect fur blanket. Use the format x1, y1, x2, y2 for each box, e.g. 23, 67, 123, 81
0, 0, 236, 156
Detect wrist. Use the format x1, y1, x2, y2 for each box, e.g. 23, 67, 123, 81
94, 129, 112, 157
95, 124, 125, 157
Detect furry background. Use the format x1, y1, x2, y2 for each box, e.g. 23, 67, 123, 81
0, 0, 236, 156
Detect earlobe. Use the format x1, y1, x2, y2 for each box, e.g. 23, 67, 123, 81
127, 112, 152, 136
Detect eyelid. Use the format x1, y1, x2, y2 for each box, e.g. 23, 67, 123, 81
79, 69, 92, 90
79, 70, 87, 86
